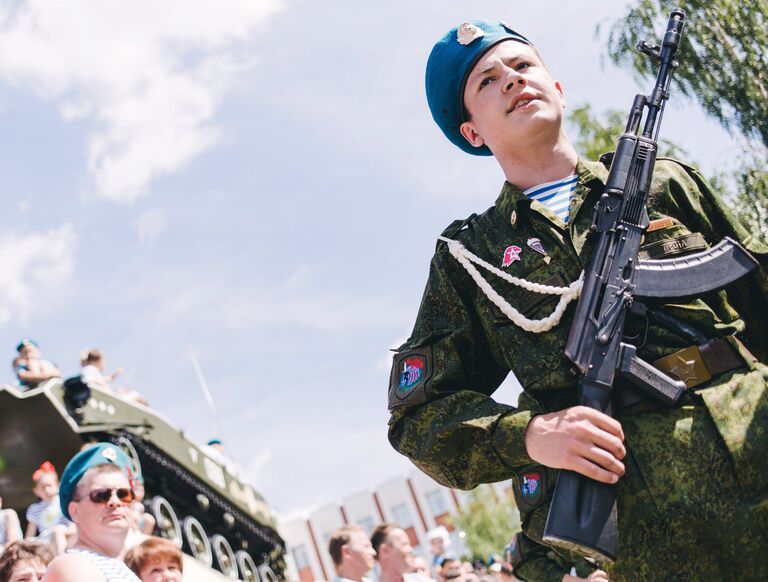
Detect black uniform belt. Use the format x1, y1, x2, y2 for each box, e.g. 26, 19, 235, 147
615, 337, 754, 409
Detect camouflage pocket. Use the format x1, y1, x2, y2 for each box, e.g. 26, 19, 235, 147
697, 365, 768, 500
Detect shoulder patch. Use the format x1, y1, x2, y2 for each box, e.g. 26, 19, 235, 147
512, 465, 551, 513
388, 347, 434, 411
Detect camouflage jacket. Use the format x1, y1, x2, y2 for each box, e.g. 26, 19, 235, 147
387, 157, 768, 491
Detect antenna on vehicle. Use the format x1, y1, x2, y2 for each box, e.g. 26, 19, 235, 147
187, 342, 225, 446
187, 342, 247, 478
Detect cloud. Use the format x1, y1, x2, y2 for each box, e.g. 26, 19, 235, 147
135, 209, 168, 245
0, 226, 78, 324
0, 0, 283, 202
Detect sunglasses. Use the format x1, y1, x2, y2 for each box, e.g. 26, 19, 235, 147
83, 487, 135, 504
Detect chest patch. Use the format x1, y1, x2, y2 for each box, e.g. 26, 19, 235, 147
501, 245, 522, 267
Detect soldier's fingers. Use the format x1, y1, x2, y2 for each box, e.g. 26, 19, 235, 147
578, 443, 625, 476
587, 426, 626, 460
578, 406, 624, 440
571, 456, 620, 484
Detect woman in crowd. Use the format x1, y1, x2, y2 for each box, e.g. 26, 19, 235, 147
124, 537, 182, 582
0, 540, 53, 582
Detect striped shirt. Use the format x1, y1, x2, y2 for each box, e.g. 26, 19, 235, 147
0, 509, 22, 545
67, 548, 140, 582
25, 497, 70, 537
523, 174, 578, 223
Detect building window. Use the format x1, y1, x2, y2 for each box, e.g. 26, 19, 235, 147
426, 490, 449, 516
358, 516, 375, 535
391, 503, 413, 528
292, 545, 310, 570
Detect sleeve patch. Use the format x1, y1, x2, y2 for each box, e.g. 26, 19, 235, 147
388, 347, 434, 410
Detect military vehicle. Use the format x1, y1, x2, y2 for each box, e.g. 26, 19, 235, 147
0, 378, 285, 582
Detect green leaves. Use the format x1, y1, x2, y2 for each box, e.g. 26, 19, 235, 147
587, 1, 768, 244
602, 0, 768, 147
447, 486, 520, 560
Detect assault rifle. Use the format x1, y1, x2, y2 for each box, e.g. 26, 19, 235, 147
542, 8, 759, 561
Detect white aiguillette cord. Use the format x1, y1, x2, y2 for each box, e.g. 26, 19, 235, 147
437, 236, 584, 333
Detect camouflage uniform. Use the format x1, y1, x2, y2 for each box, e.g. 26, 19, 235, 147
509, 531, 597, 582
388, 157, 768, 581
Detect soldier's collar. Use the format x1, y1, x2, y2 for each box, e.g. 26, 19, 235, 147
495, 158, 608, 225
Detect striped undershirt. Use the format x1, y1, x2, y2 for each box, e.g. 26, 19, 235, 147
523, 174, 578, 223
67, 548, 141, 582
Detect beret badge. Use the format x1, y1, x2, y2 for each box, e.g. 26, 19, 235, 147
101, 447, 118, 461
456, 22, 484, 45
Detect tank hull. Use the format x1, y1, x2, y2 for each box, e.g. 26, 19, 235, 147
0, 381, 285, 580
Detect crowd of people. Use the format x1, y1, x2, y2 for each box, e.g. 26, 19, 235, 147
326, 523, 606, 582
0, 443, 182, 582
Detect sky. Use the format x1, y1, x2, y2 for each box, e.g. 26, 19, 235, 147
0, 0, 743, 517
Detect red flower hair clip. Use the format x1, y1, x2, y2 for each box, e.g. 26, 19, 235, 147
32, 460, 57, 482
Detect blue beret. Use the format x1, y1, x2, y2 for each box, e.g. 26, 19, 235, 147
59, 443, 133, 520
16, 338, 38, 352
425, 20, 531, 156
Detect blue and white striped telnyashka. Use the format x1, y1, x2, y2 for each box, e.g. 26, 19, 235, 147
67, 548, 141, 582
523, 174, 579, 224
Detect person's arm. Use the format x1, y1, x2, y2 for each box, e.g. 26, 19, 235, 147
563, 571, 609, 582
17, 358, 59, 384
4, 509, 21, 545
106, 368, 124, 382
509, 531, 607, 582
43, 553, 107, 582
388, 247, 531, 488
25, 519, 38, 538
387, 246, 625, 488
40, 360, 62, 378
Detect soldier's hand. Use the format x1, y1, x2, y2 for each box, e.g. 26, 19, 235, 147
562, 570, 610, 582
524, 406, 626, 484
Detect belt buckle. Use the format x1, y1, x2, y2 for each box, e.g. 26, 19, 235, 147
653, 345, 712, 389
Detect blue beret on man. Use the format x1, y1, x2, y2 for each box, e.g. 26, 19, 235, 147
425, 20, 531, 156
16, 338, 39, 352
59, 442, 134, 520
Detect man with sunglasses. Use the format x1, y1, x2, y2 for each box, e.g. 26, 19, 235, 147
43, 443, 140, 582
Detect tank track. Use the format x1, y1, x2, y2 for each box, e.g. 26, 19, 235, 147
105, 430, 285, 575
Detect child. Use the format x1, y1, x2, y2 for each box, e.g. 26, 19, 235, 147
79, 348, 123, 389
80, 348, 147, 405
0, 540, 53, 582
24, 463, 75, 556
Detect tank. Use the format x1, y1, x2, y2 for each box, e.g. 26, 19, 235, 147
0, 378, 285, 582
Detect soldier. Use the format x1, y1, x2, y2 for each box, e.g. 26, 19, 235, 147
387, 19, 768, 581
